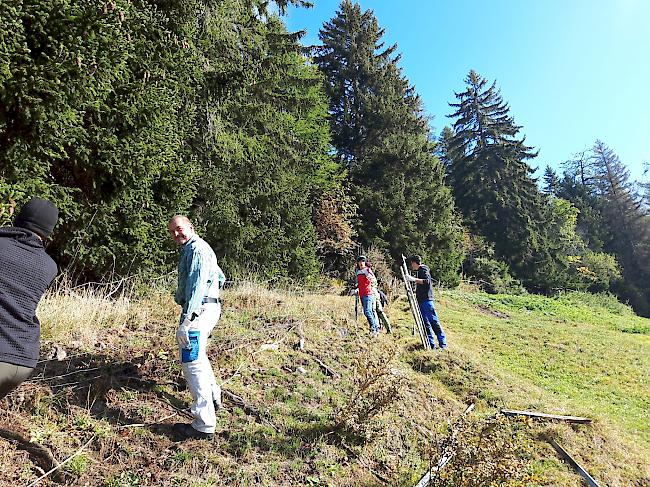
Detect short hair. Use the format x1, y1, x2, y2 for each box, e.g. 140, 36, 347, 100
408, 255, 421, 265
169, 215, 192, 226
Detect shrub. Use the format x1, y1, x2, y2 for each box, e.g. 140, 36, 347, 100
334, 343, 405, 441
466, 257, 525, 295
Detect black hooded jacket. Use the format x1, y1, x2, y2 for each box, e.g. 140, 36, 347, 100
0, 227, 57, 368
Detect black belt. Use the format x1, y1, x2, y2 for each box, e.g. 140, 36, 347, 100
202, 297, 220, 304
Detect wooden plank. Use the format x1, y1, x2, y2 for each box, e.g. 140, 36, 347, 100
501, 409, 592, 424
413, 404, 475, 487
400, 255, 430, 350
548, 439, 601, 487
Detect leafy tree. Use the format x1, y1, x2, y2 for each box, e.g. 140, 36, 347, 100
545, 197, 620, 291
313, 186, 358, 276
315, 0, 463, 284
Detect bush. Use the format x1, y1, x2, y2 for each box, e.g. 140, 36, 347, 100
426, 415, 536, 486
334, 344, 405, 442
466, 257, 525, 295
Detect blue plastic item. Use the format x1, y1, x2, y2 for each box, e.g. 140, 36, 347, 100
181, 330, 200, 363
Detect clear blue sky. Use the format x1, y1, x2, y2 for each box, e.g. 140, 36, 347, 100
286, 0, 650, 181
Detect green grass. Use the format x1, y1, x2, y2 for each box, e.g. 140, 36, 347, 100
437, 289, 649, 445
4, 282, 648, 486
390, 286, 649, 485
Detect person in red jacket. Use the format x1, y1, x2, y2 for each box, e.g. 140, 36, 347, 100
355, 256, 380, 337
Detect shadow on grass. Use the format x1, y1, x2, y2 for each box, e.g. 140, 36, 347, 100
8, 349, 188, 430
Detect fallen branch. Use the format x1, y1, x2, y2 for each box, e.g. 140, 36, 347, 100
26, 434, 95, 487
0, 428, 63, 483
358, 456, 390, 484
303, 349, 340, 378
222, 389, 277, 432
116, 412, 177, 429
414, 403, 475, 487
501, 408, 591, 424
158, 395, 194, 420
27, 364, 109, 383
50, 375, 103, 388
414, 455, 454, 487
547, 438, 601, 487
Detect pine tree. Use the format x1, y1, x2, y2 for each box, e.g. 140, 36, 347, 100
315, 1, 463, 283
168, 0, 337, 279
542, 166, 560, 195
589, 141, 650, 315
445, 70, 549, 284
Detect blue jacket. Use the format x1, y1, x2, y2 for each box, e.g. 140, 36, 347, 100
175, 234, 225, 323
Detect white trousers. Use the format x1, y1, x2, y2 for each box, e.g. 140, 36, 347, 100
179, 302, 222, 433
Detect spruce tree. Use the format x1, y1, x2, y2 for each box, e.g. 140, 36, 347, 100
166, 0, 337, 279
0, 0, 199, 278
589, 141, 650, 315
542, 166, 560, 195
641, 163, 650, 209
445, 70, 548, 284
0, 0, 341, 281
315, 1, 463, 283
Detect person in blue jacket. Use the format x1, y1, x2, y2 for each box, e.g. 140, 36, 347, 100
168, 215, 226, 440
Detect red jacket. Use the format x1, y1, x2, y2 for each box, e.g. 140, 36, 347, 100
356, 268, 374, 297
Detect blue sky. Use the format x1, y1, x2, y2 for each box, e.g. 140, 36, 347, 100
286, 0, 649, 181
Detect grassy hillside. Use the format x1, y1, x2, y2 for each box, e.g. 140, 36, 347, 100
0, 281, 647, 486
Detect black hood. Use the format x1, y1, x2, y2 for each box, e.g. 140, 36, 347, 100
0, 226, 44, 249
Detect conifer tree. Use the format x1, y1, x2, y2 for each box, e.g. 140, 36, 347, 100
315, 1, 463, 283
0, 0, 199, 277
641, 163, 650, 209
0, 0, 339, 280
589, 141, 650, 315
542, 166, 560, 195
445, 70, 548, 283
161, 0, 338, 279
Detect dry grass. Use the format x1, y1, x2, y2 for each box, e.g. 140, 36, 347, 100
0, 279, 646, 486
39, 285, 147, 347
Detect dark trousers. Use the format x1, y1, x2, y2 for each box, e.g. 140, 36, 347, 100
0, 361, 33, 400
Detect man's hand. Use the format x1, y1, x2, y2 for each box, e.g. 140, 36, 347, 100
405, 273, 418, 283
176, 318, 192, 349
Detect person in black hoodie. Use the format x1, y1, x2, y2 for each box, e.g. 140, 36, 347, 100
0, 198, 58, 399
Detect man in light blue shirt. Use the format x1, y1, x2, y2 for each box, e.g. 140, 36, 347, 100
168, 215, 226, 440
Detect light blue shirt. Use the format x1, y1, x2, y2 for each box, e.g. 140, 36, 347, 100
175, 234, 225, 323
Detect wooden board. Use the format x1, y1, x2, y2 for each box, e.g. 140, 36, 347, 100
548, 439, 601, 487
501, 409, 592, 424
